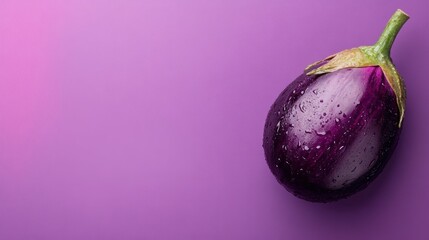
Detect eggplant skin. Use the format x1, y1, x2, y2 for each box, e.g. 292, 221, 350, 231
263, 65, 401, 202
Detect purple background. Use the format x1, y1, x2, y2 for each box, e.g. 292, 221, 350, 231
0, 1, 428, 239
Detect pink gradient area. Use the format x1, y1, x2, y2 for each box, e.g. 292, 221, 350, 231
0, 2, 59, 177
0, 1, 428, 240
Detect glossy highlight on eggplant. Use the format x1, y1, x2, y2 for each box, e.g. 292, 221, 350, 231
263, 10, 409, 202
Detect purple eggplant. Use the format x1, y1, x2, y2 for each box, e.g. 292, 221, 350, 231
263, 10, 409, 202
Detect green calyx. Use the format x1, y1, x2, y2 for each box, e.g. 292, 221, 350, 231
306, 9, 409, 127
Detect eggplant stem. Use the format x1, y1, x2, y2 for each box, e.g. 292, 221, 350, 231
374, 9, 409, 57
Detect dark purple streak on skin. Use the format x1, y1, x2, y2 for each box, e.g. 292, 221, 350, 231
263, 65, 400, 202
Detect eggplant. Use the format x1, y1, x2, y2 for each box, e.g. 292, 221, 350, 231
263, 10, 409, 202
